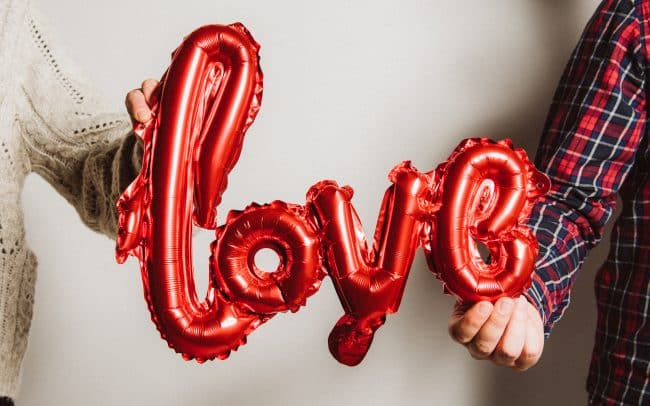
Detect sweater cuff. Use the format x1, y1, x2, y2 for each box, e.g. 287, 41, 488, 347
0, 353, 22, 400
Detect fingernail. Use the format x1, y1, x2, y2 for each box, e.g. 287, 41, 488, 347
136, 109, 150, 122
497, 298, 513, 314
477, 302, 491, 316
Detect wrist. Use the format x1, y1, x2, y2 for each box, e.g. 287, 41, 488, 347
522, 276, 552, 339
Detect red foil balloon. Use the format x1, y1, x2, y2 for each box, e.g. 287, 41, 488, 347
116, 23, 550, 365
423, 138, 551, 302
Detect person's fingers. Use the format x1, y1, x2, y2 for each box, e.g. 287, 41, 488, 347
491, 296, 528, 366
125, 88, 151, 123
514, 304, 545, 371
141, 79, 159, 105
448, 301, 493, 345
467, 297, 514, 359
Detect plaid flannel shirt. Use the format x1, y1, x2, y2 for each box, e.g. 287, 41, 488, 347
521, 0, 650, 403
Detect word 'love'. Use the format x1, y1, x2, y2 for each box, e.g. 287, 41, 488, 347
116, 24, 550, 366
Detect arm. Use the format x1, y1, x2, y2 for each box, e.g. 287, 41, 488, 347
0, 3, 144, 403
15, 5, 142, 238
522, 0, 646, 336
448, 0, 647, 368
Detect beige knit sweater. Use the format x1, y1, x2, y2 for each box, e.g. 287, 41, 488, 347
0, 0, 142, 397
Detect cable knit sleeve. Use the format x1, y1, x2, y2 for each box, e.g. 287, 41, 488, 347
16, 5, 142, 238
0, 1, 143, 400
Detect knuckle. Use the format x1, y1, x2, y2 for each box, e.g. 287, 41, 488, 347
514, 363, 532, 372
521, 348, 541, 363
516, 350, 541, 370
514, 359, 534, 371
470, 341, 493, 358
449, 325, 470, 344
495, 346, 518, 363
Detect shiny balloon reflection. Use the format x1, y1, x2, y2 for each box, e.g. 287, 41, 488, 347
116, 24, 550, 366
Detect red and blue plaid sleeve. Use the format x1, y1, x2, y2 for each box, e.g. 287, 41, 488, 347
522, 0, 647, 337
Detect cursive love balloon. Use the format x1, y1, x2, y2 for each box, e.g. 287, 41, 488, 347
116, 24, 550, 366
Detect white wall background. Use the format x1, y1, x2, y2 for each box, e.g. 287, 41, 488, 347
17, 1, 605, 405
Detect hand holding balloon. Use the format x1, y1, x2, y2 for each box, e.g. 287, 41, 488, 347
448, 296, 544, 371
118, 23, 550, 366
125, 79, 158, 125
